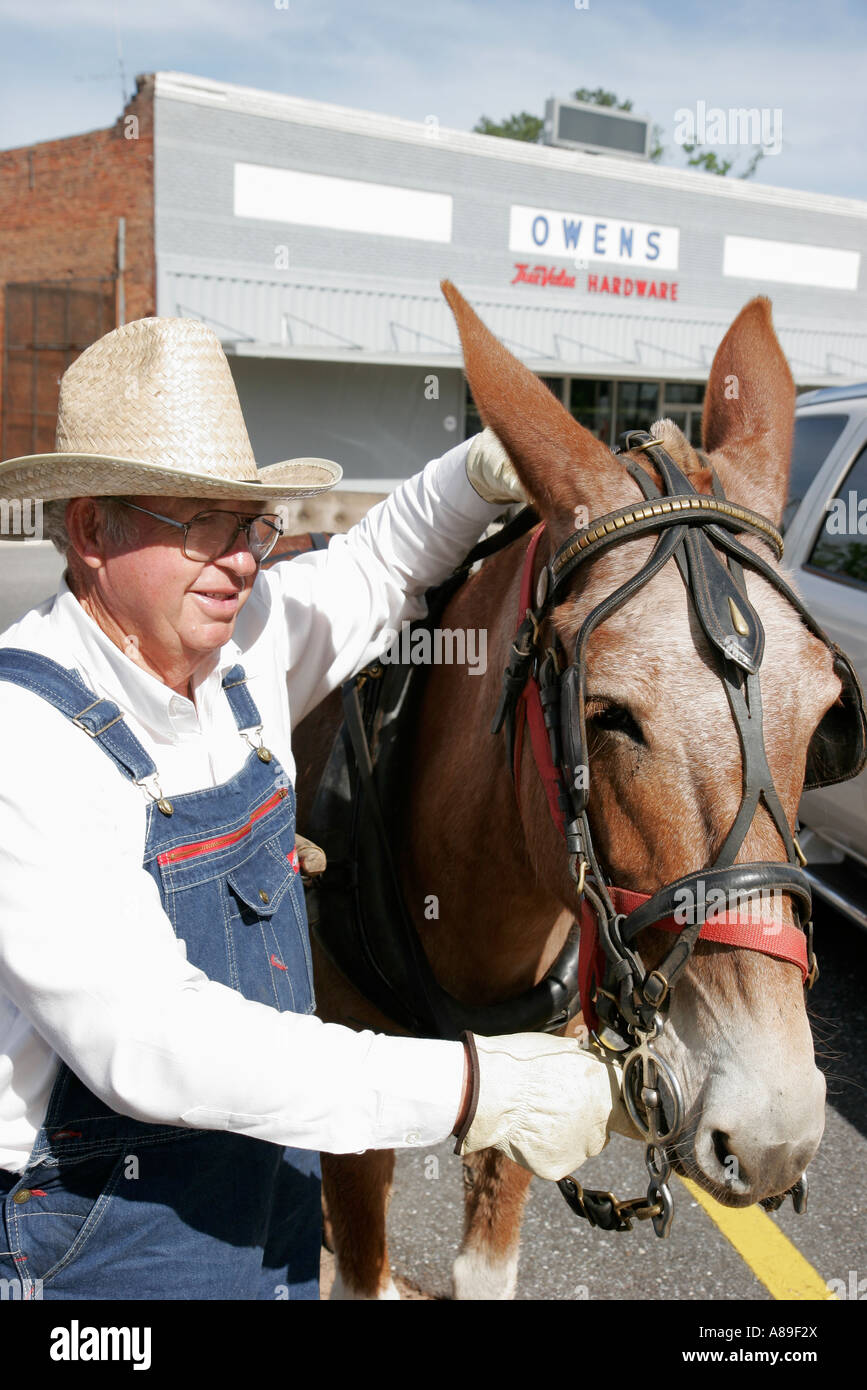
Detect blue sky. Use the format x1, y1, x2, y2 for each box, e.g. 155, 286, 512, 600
1, 0, 865, 200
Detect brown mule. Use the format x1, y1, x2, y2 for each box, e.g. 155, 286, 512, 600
293, 283, 841, 1299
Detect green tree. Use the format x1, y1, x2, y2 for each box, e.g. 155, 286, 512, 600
571, 87, 631, 109
682, 144, 766, 179
648, 125, 665, 163
472, 111, 545, 142
472, 88, 765, 178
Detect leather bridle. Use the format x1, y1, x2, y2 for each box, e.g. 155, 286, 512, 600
493, 428, 867, 1235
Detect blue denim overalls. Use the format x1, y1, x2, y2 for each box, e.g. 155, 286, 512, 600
0, 648, 321, 1300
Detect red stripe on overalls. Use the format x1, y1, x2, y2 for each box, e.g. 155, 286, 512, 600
157, 789, 287, 865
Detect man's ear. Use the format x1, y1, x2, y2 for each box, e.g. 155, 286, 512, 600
64, 498, 107, 570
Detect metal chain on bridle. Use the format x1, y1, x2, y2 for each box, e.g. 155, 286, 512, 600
491, 427, 867, 1236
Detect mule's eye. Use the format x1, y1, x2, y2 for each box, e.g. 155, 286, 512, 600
588, 703, 644, 743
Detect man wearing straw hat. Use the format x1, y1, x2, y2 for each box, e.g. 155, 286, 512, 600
0, 316, 624, 1300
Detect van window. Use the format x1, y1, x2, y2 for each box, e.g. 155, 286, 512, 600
808, 442, 867, 587
783, 413, 849, 532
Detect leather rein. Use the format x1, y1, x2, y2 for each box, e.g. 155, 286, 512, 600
492, 428, 830, 1235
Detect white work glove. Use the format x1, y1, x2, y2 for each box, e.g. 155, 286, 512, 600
454, 1032, 632, 1182
465, 427, 528, 504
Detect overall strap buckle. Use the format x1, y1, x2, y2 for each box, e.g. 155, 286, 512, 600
71, 696, 124, 738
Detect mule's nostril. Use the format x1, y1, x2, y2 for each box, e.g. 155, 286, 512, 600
712, 1129, 750, 1189
711, 1129, 729, 1165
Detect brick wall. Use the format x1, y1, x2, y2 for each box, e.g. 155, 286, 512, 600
0, 74, 156, 456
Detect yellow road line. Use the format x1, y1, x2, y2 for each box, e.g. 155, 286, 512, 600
679, 1177, 837, 1301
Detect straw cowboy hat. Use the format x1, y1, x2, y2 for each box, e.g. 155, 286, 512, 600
0, 316, 342, 511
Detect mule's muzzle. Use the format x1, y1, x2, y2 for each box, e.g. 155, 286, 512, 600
687, 1064, 825, 1207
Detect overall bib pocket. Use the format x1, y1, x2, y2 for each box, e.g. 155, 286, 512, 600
226, 841, 315, 1014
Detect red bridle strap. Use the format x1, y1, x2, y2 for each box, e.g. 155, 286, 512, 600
577, 890, 808, 1029
510, 524, 810, 1032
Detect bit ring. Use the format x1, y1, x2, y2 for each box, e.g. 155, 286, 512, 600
622, 1043, 684, 1145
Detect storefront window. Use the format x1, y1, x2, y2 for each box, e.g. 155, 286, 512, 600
464, 377, 711, 452
662, 408, 704, 447
662, 383, 705, 406
539, 376, 566, 403
615, 381, 661, 439
661, 382, 705, 447
569, 379, 614, 444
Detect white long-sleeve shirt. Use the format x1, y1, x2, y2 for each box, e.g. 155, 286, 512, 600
0, 438, 500, 1174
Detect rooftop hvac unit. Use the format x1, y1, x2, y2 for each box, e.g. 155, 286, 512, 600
543, 97, 651, 160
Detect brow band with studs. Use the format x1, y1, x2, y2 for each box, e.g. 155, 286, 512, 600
550, 494, 783, 589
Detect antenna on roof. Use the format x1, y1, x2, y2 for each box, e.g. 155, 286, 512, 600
72, 7, 129, 108
115, 7, 128, 108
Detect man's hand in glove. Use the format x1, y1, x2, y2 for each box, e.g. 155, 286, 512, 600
452, 1031, 636, 1182
465, 427, 528, 505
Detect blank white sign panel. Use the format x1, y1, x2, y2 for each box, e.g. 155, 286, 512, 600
234, 162, 453, 243
723, 235, 860, 291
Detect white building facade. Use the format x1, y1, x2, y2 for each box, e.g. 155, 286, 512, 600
153, 72, 867, 488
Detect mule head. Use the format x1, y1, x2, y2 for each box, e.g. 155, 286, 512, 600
443, 280, 840, 1206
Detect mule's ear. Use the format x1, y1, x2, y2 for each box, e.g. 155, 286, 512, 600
441, 280, 626, 519
702, 298, 795, 526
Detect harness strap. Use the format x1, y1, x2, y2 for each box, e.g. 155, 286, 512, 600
341, 678, 457, 1037
578, 878, 810, 1034
512, 526, 567, 832
580, 874, 809, 993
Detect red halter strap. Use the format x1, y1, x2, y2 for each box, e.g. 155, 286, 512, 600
510, 523, 809, 1030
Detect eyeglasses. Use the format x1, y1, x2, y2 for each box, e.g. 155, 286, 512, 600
115, 500, 284, 564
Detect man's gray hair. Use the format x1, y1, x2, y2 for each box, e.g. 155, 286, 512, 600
42, 498, 140, 555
